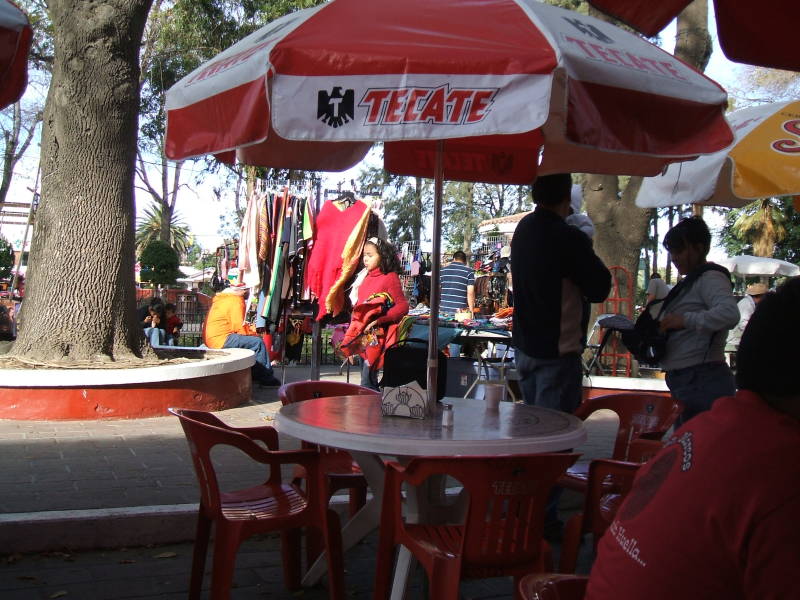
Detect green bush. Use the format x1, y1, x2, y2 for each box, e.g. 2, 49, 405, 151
139, 240, 183, 286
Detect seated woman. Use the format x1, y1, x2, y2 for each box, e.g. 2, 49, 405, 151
142, 301, 167, 347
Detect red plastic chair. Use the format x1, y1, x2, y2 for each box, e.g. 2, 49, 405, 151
519, 574, 588, 600
373, 453, 580, 600
169, 408, 345, 600
558, 458, 644, 574
278, 381, 379, 516
559, 393, 682, 492
279, 381, 379, 567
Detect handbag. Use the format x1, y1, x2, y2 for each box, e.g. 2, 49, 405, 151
622, 302, 668, 366
621, 263, 731, 367
378, 338, 448, 401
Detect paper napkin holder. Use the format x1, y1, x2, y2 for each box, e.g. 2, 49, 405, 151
380, 381, 428, 419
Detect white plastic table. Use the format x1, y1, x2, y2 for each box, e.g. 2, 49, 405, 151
274, 395, 586, 597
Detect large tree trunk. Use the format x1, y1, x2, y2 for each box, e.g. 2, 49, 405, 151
584, 175, 648, 312
12, 0, 154, 363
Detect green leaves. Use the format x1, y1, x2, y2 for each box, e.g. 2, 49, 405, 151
139, 240, 184, 286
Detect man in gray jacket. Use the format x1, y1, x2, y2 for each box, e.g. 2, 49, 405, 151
660, 217, 739, 425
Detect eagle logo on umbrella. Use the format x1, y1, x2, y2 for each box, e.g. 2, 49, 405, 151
318, 87, 355, 128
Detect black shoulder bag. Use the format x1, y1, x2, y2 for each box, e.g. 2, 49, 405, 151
622, 263, 731, 367
378, 338, 448, 401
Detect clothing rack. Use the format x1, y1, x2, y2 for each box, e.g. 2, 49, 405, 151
255, 177, 324, 379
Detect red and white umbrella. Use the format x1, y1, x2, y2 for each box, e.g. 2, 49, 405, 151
0, 0, 31, 110
587, 0, 800, 72
165, 0, 733, 403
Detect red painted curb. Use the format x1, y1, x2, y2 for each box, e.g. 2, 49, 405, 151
0, 370, 251, 420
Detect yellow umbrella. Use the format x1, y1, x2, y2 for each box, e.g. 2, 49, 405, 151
637, 101, 800, 208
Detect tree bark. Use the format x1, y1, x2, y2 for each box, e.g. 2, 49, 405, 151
12, 0, 154, 363
584, 174, 648, 313
674, 0, 712, 72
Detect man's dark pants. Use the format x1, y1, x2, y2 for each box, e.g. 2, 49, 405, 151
516, 349, 583, 534
223, 333, 276, 381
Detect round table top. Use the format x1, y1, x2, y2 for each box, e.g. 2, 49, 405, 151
274, 395, 586, 456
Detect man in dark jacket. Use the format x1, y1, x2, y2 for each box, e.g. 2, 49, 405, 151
511, 173, 611, 413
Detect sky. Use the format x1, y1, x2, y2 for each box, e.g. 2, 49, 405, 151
0, 5, 755, 259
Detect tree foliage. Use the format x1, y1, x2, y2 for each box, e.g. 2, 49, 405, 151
135, 202, 192, 256
0, 235, 13, 280
719, 197, 800, 262
139, 240, 183, 286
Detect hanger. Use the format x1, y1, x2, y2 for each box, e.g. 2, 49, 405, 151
335, 190, 356, 206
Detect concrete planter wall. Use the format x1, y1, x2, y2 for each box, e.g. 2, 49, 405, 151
0, 348, 255, 420
582, 374, 670, 400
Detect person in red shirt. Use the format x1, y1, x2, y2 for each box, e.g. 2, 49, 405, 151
164, 303, 183, 346
354, 237, 409, 389
586, 277, 800, 600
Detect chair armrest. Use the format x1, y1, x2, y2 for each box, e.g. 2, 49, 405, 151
231, 425, 280, 450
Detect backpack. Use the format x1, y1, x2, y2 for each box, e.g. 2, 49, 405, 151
621, 263, 731, 367
378, 338, 448, 401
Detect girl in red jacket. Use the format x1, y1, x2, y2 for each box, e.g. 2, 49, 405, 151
356, 237, 409, 389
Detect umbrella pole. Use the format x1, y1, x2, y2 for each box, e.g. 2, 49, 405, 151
426, 140, 444, 411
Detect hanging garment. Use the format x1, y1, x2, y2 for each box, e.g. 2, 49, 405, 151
305, 197, 372, 320
257, 191, 270, 263
238, 190, 261, 289
220, 244, 229, 281
262, 190, 289, 331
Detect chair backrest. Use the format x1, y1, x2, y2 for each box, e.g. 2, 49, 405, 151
169, 407, 282, 515
584, 459, 641, 547
519, 574, 588, 600
574, 393, 682, 460
626, 438, 664, 463
278, 380, 379, 406
396, 453, 579, 572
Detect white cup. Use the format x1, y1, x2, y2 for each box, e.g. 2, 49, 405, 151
483, 383, 504, 411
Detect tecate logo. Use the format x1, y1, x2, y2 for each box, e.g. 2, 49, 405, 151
360, 85, 497, 126
316, 85, 498, 128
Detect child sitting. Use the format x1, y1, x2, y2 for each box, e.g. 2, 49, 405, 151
164, 303, 183, 346
143, 303, 167, 347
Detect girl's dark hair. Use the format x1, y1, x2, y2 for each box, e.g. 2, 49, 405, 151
365, 238, 402, 275
148, 302, 166, 323
663, 216, 711, 255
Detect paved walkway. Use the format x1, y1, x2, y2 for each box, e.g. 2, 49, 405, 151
0, 364, 615, 598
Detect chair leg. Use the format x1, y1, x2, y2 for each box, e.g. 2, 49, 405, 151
189, 512, 212, 600
513, 574, 529, 600
322, 509, 345, 600
558, 513, 584, 574
209, 523, 241, 600
427, 557, 461, 600
348, 485, 367, 517
373, 532, 397, 600
305, 523, 324, 575
281, 528, 303, 591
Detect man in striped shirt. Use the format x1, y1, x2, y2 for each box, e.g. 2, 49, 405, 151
440, 250, 475, 316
